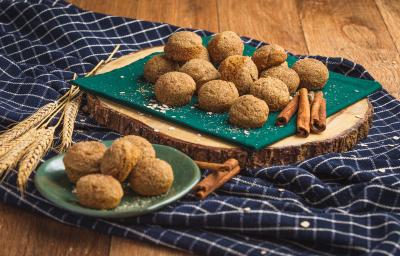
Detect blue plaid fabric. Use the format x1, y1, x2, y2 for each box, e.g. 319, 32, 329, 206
1, 1, 400, 255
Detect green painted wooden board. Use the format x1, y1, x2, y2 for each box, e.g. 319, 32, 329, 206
73, 36, 382, 150
34, 142, 200, 219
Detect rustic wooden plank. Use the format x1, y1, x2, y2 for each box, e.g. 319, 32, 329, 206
136, 0, 219, 31
109, 237, 189, 256
217, 0, 308, 54
375, 0, 400, 53
0, 204, 110, 256
68, 0, 139, 18
297, 0, 400, 99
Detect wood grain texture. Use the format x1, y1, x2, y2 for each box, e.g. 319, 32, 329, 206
298, 0, 400, 98
217, 0, 308, 54
375, 0, 400, 54
0, 204, 109, 256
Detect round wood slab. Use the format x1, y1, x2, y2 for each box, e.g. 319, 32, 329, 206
87, 47, 373, 168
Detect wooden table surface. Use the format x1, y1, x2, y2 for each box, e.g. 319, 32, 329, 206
1, 0, 399, 255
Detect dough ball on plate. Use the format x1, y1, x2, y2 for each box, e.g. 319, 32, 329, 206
143, 54, 179, 83
164, 31, 205, 62
119, 135, 156, 160
250, 77, 290, 112
179, 59, 220, 92
76, 174, 123, 209
261, 65, 300, 94
207, 31, 244, 64
251, 44, 287, 72
154, 71, 196, 106
229, 95, 269, 128
219, 55, 258, 95
129, 158, 174, 196
292, 58, 329, 90
198, 80, 239, 113
63, 141, 106, 183
100, 139, 141, 182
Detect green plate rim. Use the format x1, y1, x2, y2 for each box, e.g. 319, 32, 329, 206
34, 142, 201, 219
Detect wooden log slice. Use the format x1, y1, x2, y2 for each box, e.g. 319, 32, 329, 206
87, 47, 373, 168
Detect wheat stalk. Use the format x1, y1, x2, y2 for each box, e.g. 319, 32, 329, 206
0, 129, 37, 159
0, 103, 57, 148
0, 129, 38, 178
59, 94, 82, 152
17, 127, 55, 192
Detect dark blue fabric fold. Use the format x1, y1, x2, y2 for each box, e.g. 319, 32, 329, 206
1, 1, 400, 255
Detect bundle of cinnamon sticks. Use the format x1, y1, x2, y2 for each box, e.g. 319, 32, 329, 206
276, 88, 326, 137
194, 159, 240, 199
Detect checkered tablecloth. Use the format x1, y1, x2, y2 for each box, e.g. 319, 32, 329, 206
1, 1, 400, 255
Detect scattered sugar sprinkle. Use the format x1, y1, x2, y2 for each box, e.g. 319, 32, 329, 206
354, 89, 359, 93
207, 112, 213, 115
197, 133, 202, 137
260, 250, 267, 255
355, 115, 362, 119
119, 91, 125, 94
139, 113, 145, 116
232, 137, 237, 140
172, 115, 176, 118
120, 75, 125, 78
154, 129, 160, 132
243, 207, 251, 212
191, 106, 195, 109
244, 130, 250, 135
168, 126, 176, 130
300, 220, 310, 228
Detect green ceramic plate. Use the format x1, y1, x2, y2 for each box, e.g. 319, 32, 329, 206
34, 141, 201, 219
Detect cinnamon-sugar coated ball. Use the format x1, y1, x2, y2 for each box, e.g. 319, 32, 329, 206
261, 65, 300, 94
119, 135, 156, 159
154, 72, 196, 106
251, 44, 287, 72
129, 158, 174, 196
143, 54, 178, 83
63, 141, 106, 183
100, 139, 141, 182
179, 59, 220, 91
207, 31, 244, 64
219, 55, 258, 95
250, 77, 290, 112
198, 80, 239, 113
292, 58, 329, 90
229, 95, 269, 128
76, 174, 123, 209
164, 31, 205, 62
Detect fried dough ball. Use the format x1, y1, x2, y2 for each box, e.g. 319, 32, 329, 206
119, 135, 156, 159
261, 65, 300, 94
251, 44, 287, 72
143, 54, 179, 83
164, 31, 205, 62
154, 71, 196, 106
100, 139, 141, 182
219, 55, 258, 95
179, 59, 220, 91
229, 95, 269, 128
207, 31, 244, 64
250, 77, 290, 112
63, 141, 106, 183
198, 80, 239, 113
76, 174, 123, 209
129, 158, 174, 196
292, 58, 329, 90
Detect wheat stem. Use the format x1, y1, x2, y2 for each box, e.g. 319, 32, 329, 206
17, 127, 55, 192
105, 44, 120, 64
0, 103, 57, 148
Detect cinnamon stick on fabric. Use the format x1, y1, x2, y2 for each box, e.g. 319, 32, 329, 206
297, 88, 311, 137
276, 95, 299, 126
194, 159, 240, 199
310, 91, 327, 133
194, 159, 239, 172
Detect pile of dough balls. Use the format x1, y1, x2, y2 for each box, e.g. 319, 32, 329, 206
142, 30, 329, 129
63, 135, 173, 210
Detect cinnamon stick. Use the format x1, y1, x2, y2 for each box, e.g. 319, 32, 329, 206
194, 159, 240, 199
276, 95, 299, 126
310, 91, 326, 133
194, 159, 239, 172
297, 88, 311, 137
